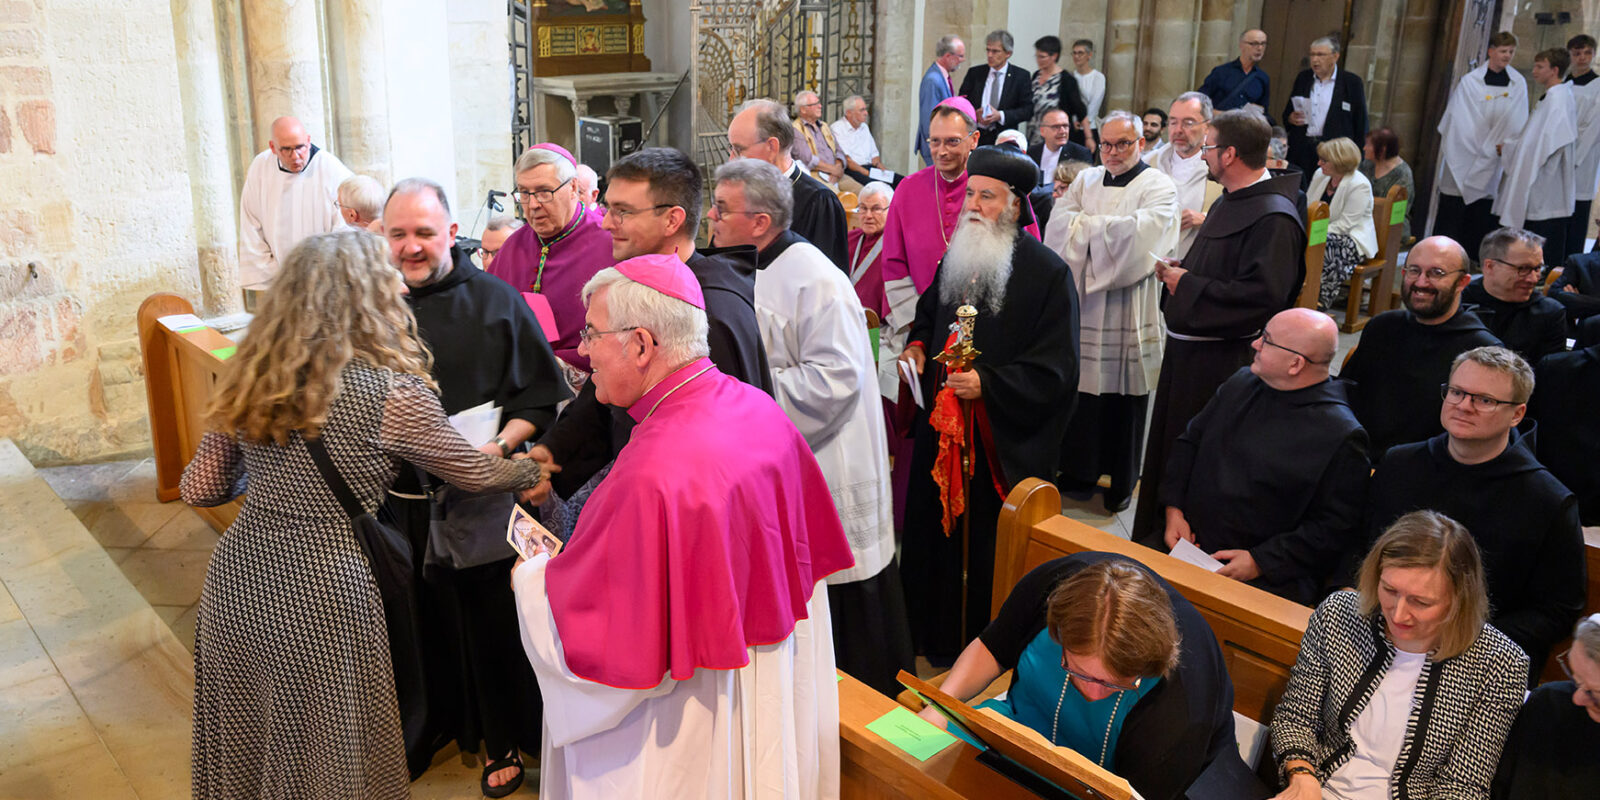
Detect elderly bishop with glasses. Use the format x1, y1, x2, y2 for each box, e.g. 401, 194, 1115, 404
1158, 308, 1370, 605
488, 143, 618, 370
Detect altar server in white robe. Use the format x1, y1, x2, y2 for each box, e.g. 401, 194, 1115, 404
513, 254, 854, 800
1565, 33, 1599, 252
707, 157, 913, 697
1046, 110, 1180, 513
1494, 48, 1580, 267
1434, 32, 1527, 255
238, 116, 352, 293
1143, 92, 1214, 258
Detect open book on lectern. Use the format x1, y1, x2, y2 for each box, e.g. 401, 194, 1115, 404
897, 670, 1146, 800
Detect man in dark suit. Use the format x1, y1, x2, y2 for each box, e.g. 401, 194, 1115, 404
917, 35, 965, 165
959, 30, 1034, 147
1026, 108, 1095, 232
1550, 250, 1600, 334
1281, 36, 1367, 186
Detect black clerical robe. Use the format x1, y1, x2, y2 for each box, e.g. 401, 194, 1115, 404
1132, 172, 1306, 544
1462, 277, 1567, 361
1529, 344, 1600, 525
786, 161, 850, 270
1337, 307, 1502, 458
901, 232, 1080, 657
1491, 681, 1600, 800
1159, 368, 1370, 605
1367, 427, 1586, 681
394, 245, 573, 773
536, 245, 773, 497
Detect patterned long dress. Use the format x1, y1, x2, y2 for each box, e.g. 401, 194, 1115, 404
181, 362, 540, 799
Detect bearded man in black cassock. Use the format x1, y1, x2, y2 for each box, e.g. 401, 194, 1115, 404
383, 179, 572, 794
1131, 109, 1307, 546
897, 146, 1080, 661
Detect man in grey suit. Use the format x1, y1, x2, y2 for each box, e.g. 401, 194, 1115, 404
918, 35, 966, 165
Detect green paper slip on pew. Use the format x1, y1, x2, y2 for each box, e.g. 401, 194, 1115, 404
864, 704, 959, 762
1308, 218, 1329, 247
868, 324, 880, 360
1390, 200, 1407, 226
211, 346, 238, 360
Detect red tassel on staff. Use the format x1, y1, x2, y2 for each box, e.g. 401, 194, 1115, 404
930, 381, 970, 534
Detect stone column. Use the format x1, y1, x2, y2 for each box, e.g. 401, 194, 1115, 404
170, 0, 241, 314
326, 0, 392, 184
240, 0, 329, 145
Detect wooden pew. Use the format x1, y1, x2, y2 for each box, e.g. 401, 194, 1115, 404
838, 670, 1039, 799
1538, 526, 1600, 683
1297, 201, 1330, 309
991, 479, 1312, 723
1341, 184, 1405, 333
137, 293, 242, 533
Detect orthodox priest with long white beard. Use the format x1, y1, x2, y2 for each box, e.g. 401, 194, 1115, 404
897, 145, 1080, 663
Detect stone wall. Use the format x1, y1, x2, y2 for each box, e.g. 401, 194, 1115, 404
448, 0, 512, 235
0, 0, 203, 465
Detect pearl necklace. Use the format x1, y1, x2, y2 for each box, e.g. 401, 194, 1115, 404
1051, 676, 1124, 767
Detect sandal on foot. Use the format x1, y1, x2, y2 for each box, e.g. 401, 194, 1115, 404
481, 754, 524, 798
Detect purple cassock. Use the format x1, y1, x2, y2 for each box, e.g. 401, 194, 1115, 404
486, 204, 616, 370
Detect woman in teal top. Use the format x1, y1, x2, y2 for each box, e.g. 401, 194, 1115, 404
919, 552, 1236, 800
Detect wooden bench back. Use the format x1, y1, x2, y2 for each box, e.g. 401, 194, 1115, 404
1297, 201, 1331, 308
996, 479, 1312, 722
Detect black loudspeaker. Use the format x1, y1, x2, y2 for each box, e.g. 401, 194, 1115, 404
578, 115, 643, 173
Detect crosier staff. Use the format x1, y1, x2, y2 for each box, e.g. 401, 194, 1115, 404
932, 304, 980, 642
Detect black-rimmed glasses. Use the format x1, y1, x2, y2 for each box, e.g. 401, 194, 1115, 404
578, 325, 641, 345
1440, 383, 1519, 412
607, 204, 675, 223
1259, 332, 1328, 364
511, 177, 573, 206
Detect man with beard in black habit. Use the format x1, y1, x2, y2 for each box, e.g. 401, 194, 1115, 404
1337, 235, 1502, 458
382, 178, 572, 795
897, 145, 1080, 663
1131, 109, 1306, 546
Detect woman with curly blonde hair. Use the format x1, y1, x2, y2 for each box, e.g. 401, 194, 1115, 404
181, 230, 547, 800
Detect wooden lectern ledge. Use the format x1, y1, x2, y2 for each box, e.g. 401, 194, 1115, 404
137, 293, 242, 533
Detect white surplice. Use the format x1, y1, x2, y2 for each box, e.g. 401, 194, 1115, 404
1569, 75, 1600, 198
237, 148, 353, 289
1143, 143, 1210, 257
1494, 83, 1579, 227
756, 239, 894, 584
514, 555, 841, 800
1436, 66, 1528, 204
1044, 165, 1178, 396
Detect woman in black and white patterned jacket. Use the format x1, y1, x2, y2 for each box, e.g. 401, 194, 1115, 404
1269, 510, 1528, 800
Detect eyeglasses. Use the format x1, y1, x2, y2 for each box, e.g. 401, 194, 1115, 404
1440, 383, 1520, 412
511, 177, 573, 206
476, 246, 501, 259
1060, 654, 1142, 693
1040, 123, 1072, 131
1484, 258, 1545, 278
1171, 119, 1206, 130
859, 204, 890, 214
607, 203, 675, 223
578, 325, 641, 345
1200, 144, 1222, 152
710, 204, 765, 219
276, 143, 310, 155
1099, 139, 1139, 153
1558, 650, 1600, 705
927, 134, 975, 151
1259, 331, 1327, 363
1401, 266, 1464, 281
1243, 40, 1267, 48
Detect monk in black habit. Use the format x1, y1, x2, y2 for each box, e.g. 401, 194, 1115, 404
1159, 309, 1369, 606
1131, 109, 1306, 546
1460, 226, 1568, 361
898, 146, 1080, 660
1365, 346, 1585, 681
381, 180, 572, 790
723, 99, 849, 270
1528, 341, 1600, 524
1338, 236, 1502, 458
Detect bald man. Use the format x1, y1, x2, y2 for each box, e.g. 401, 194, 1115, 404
1198, 30, 1271, 113
1159, 308, 1370, 605
238, 116, 353, 297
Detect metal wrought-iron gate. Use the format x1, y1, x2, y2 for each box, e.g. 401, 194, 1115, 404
694, 1, 877, 171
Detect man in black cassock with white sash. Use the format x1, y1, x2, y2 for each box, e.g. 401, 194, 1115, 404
1131, 109, 1305, 546
897, 145, 1080, 661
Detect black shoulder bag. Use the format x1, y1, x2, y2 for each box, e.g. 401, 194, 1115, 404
303, 435, 429, 773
